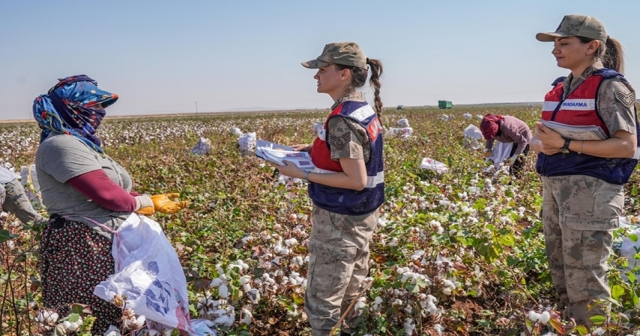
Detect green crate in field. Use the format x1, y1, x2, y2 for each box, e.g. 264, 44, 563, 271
438, 100, 453, 109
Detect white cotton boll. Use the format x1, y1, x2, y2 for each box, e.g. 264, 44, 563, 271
442, 287, 452, 295
393, 299, 403, 306
538, 311, 550, 324
240, 275, 251, 285
434, 324, 444, 335
67, 322, 79, 332
218, 284, 230, 298
240, 308, 252, 325
410, 250, 425, 260
374, 296, 383, 304
146, 330, 160, 336
284, 238, 299, 246
292, 256, 304, 266
133, 315, 146, 329
528, 310, 541, 322
243, 283, 252, 292
62, 321, 71, 330
210, 278, 223, 287
403, 318, 416, 335
397, 267, 408, 275
389, 237, 398, 246
219, 273, 229, 282
266, 277, 276, 285
592, 328, 605, 336
404, 305, 413, 313
304, 256, 310, 263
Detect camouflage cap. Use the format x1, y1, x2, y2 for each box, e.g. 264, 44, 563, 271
536, 15, 607, 42
301, 42, 367, 69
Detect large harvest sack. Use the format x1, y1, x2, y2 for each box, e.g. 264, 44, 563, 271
419, 158, 448, 174
94, 214, 216, 335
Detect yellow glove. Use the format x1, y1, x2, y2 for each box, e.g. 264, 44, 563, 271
135, 195, 155, 216
150, 193, 189, 214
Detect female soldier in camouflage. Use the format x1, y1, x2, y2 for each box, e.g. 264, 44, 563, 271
532, 15, 638, 326
273, 42, 384, 336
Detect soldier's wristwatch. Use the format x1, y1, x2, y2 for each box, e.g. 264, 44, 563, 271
560, 138, 571, 154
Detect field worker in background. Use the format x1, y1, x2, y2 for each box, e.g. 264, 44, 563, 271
272, 42, 384, 336
0, 165, 44, 226
480, 114, 532, 178
531, 15, 638, 326
32, 75, 188, 334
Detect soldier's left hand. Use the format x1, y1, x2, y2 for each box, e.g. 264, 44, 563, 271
534, 123, 563, 155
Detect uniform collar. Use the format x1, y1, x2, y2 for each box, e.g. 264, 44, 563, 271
563, 61, 604, 98
331, 91, 364, 110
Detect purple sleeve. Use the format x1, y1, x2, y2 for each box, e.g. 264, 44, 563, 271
501, 118, 531, 156
66, 169, 138, 212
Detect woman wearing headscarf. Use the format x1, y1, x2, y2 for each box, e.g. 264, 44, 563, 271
532, 15, 638, 325
480, 114, 532, 177
33, 75, 187, 334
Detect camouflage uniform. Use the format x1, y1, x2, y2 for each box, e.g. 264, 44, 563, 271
305, 91, 379, 336
1, 178, 43, 226
542, 61, 637, 325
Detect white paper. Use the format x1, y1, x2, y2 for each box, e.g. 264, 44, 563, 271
540, 120, 607, 141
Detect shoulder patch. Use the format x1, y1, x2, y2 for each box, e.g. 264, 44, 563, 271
614, 90, 636, 108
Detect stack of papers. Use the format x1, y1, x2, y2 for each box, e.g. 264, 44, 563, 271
540, 120, 607, 140
255, 140, 315, 171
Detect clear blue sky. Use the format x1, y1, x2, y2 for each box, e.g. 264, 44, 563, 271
1, 1, 638, 120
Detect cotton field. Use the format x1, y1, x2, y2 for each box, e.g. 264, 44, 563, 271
2, 107, 640, 336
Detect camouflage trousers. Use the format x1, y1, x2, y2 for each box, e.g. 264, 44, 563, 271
1, 179, 43, 226
305, 206, 378, 336
542, 175, 624, 326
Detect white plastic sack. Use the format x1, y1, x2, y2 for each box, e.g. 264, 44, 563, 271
463, 124, 484, 150
94, 214, 216, 335
487, 142, 514, 169
191, 138, 212, 155
0, 165, 19, 184
237, 132, 257, 157
420, 158, 448, 174
231, 127, 243, 136
397, 118, 410, 128
389, 127, 413, 138
463, 125, 483, 140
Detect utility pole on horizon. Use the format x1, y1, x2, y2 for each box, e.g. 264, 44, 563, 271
195, 101, 198, 115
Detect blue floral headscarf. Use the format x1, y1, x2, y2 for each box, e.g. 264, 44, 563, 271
33, 75, 118, 153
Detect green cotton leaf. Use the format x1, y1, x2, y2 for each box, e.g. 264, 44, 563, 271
589, 315, 607, 325
629, 233, 639, 242
631, 184, 638, 196
575, 325, 588, 336
633, 291, 640, 308
627, 272, 637, 284
0, 229, 17, 243
67, 313, 81, 323
415, 277, 429, 288
611, 284, 625, 301
497, 234, 515, 247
